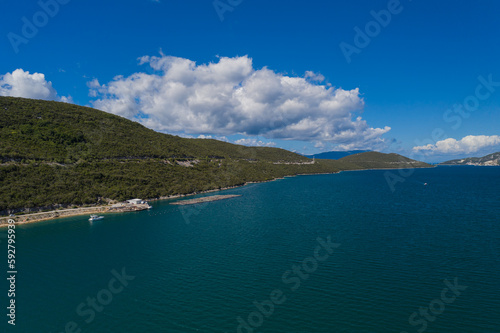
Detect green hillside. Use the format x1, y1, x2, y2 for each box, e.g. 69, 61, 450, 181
338, 151, 431, 169
0, 96, 432, 213
0, 96, 308, 163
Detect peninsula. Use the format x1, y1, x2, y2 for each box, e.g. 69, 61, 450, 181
0, 96, 432, 219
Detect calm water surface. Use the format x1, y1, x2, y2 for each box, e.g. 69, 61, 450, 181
3, 166, 500, 332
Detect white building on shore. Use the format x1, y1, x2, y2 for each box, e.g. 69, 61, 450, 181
127, 199, 147, 205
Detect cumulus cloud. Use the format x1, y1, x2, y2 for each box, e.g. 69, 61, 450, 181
234, 138, 277, 147
0, 69, 71, 102
413, 135, 500, 154
89, 55, 390, 149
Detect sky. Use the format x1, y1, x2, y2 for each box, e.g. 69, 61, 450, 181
1, 0, 500, 162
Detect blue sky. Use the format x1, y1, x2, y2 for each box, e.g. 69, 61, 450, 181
1, 0, 500, 162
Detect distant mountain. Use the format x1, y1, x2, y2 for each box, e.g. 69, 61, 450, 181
304, 150, 371, 160
439, 152, 500, 166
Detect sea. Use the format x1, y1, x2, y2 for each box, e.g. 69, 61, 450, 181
3, 166, 499, 333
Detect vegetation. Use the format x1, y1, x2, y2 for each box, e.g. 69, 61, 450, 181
304, 150, 371, 160
0, 97, 307, 163
338, 151, 431, 169
0, 96, 432, 214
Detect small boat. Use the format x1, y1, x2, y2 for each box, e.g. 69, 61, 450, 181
89, 215, 104, 221
424, 183, 428, 186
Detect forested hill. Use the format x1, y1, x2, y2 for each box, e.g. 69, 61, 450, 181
338, 151, 431, 169
0, 97, 431, 213
0, 96, 308, 163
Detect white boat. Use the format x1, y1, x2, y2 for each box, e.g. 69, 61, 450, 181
89, 215, 104, 221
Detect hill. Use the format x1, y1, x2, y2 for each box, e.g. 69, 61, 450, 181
304, 150, 371, 160
0, 96, 307, 163
338, 151, 431, 169
439, 152, 500, 166
0, 96, 432, 213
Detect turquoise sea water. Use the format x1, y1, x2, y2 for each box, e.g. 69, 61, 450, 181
3, 166, 500, 332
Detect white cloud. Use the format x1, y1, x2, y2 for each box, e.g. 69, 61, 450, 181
89, 54, 390, 149
413, 135, 500, 154
234, 138, 277, 147
304, 71, 325, 82
197, 134, 229, 142
59, 96, 73, 103
87, 78, 100, 97
0, 69, 71, 102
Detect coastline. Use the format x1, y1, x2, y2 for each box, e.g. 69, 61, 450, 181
0, 166, 432, 226
0, 173, 329, 226
0, 206, 111, 226
332, 165, 436, 173
0, 203, 153, 227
